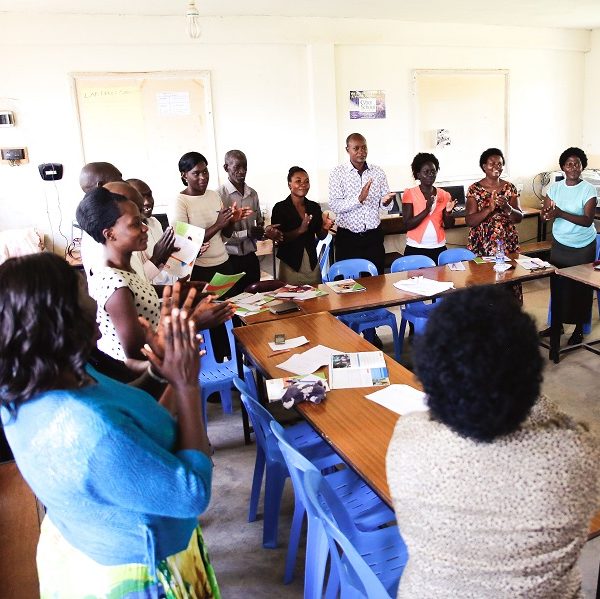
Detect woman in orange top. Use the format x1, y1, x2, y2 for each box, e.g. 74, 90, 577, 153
402, 153, 456, 263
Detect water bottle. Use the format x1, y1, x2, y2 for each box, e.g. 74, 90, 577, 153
494, 239, 506, 272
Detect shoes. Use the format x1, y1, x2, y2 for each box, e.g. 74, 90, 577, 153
539, 326, 564, 338
567, 330, 583, 346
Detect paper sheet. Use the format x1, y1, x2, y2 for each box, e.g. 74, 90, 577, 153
446, 261, 466, 271
276, 344, 340, 375
515, 257, 552, 271
393, 277, 455, 297
365, 385, 428, 415
268, 336, 310, 351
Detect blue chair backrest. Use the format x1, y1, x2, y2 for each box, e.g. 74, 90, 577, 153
303, 470, 391, 599
199, 318, 237, 369
437, 248, 476, 266
390, 255, 436, 272
316, 233, 333, 280
596, 233, 600, 259
233, 377, 282, 461
325, 258, 378, 282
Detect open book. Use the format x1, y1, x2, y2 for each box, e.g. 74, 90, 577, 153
329, 351, 390, 390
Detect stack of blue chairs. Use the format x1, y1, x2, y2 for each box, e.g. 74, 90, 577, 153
234, 377, 395, 590
324, 258, 401, 361
271, 420, 406, 598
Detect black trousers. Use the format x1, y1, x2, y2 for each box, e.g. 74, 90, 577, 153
228, 252, 261, 296
403, 244, 447, 265
334, 226, 385, 275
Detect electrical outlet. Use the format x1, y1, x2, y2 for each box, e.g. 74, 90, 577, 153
1, 148, 25, 161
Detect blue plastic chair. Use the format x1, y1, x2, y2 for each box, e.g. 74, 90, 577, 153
232, 377, 342, 551
324, 259, 401, 362
198, 319, 253, 428
303, 468, 408, 599
390, 255, 437, 358
437, 247, 476, 266
316, 233, 333, 281
270, 420, 397, 596
545, 233, 600, 334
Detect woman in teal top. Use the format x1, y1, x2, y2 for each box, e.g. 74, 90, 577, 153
0, 253, 220, 598
542, 147, 597, 345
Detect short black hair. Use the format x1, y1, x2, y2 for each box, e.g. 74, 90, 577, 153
76, 186, 128, 244
559, 147, 588, 170
414, 286, 543, 442
345, 133, 366, 148
479, 148, 504, 170
287, 166, 307, 183
178, 151, 208, 185
0, 254, 95, 414
411, 153, 440, 180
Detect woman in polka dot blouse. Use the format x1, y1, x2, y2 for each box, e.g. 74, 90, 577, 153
76, 185, 161, 361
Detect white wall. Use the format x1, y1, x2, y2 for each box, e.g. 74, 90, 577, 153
0, 13, 593, 251
584, 28, 600, 167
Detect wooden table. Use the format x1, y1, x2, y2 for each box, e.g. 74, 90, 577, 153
549, 263, 600, 362
241, 255, 555, 325
233, 311, 418, 505
234, 311, 600, 538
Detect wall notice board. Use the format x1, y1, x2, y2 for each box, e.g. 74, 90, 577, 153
73, 71, 216, 209
413, 70, 509, 181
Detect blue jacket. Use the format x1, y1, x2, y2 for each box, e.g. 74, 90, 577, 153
1, 367, 213, 573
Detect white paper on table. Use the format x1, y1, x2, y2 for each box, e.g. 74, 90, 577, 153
515, 257, 552, 270
276, 344, 340, 375
365, 384, 429, 415
268, 336, 310, 351
447, 261, 466, 271
493, 262, 512, 273
393, 277, 454, 297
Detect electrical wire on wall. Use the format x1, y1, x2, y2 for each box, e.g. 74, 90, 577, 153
40, 165, 69, 256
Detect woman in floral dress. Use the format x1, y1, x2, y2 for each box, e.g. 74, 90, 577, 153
466, 147, 524, 301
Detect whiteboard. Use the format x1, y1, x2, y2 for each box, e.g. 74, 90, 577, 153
413, 70, 509, 181
73, 71, 217, 210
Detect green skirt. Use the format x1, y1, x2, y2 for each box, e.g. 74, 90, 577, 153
37, 517, 220, 599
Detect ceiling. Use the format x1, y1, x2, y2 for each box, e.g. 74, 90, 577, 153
2, 0, 600, 31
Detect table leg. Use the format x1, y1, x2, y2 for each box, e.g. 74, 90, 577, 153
234, 337, 253, 445
549, 273, 561, 364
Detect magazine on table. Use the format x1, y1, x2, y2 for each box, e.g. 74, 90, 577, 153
328, 351, 390, 390
265, 371, 329, 402
273, 284, 327, 300
203, 272, 245, 298
325, 278, 366, 294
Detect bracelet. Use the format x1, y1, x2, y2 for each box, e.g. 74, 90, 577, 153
147, 365, 168, 384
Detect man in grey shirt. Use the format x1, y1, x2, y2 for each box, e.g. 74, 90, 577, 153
217, 150, 281, 292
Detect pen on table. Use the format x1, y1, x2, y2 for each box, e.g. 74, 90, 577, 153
267, 349, 290, 358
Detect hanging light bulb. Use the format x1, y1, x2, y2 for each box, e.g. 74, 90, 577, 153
186, 1, 201, 39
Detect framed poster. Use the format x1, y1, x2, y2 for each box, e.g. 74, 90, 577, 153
349, 90, 386, 119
